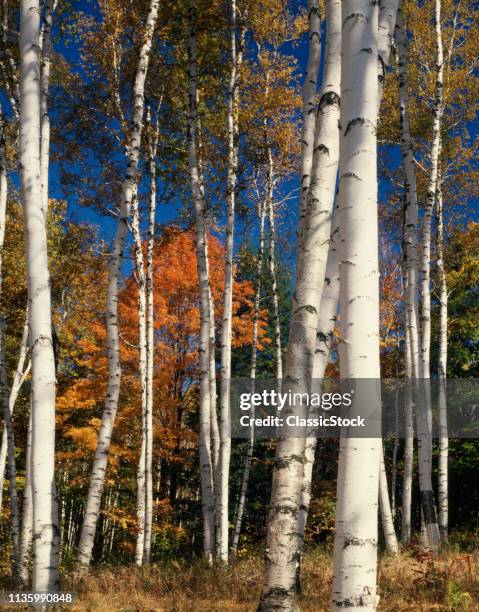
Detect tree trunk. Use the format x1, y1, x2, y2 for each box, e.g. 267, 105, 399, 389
258, 3, 322, 609
230, 197, 266, 560
401, 314, 413, 546
19, 406, 33, 585
296, 0, 341, 565
379, 447, 398, 556
297, 213, 341, 587
0, 321, 20, 578
187, 0, 216, 563
0, 314, 30, 512
19, 0, 59, 591
396, 0, 440, 553
218, 0, 241, 563
266, 149, 283, 381
39, 0, 56, 216
77, 0, 160, 569
131, 191, 148, 566
417, 0, 444, 550
331, 0, 381, 608
436, 185, 448, 542
143, 105, 159, 564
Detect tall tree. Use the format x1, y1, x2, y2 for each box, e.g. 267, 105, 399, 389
19, 0, 59, 591
258, 2, 325, 609
77, 0, 160, 569
331, 0, 381, 608
218, 0, 242, 563
186, 0, 216, 563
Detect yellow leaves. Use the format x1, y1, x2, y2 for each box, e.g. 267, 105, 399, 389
65, 425, 100, 452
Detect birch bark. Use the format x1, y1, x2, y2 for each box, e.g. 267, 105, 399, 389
420, 0, 443, 381
396, 0, 440, 552
230, 197, 266, 559
143, 105, 159, 563
187, 0, 216, 562
19, 0, 58, 590
401, 312, 414, 545
379, 447, 398, 555
294, 0, 342, 590
19, 407, 33, 584
266, 157, 283, 381
0, 321, 20, 577
436, 185, 448, 541
218, 0, 241, 562
331, 0, 381, 608
39, 0, 55, 216
418, 0, 444, 547
131, 192, 148, 566
77, 0, 160, 568
258, 3, 323, 609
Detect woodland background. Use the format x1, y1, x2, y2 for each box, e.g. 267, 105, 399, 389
0, 0, 478, 610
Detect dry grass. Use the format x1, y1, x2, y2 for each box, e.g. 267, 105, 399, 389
2, 548, 478, 611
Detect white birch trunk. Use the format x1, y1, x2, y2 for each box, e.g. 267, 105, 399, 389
266, 155, 283, 381
187, 0, 215, 562
39, 0, 55, 216
218, 0, 240, 562
377, 0, 399, 105
230, 198, 266, 560
295, 0, 343, 590
19, 406, 33, 584
258, 3, 323, 609
436, 185, 448, 542
417, 0, 443, 542
331, 0, 381, 608
131, 192, 148, 566
396, 0, 440, 552
209, 285, 220, 479
77, 0, 160, 568
420, 0, 443, 381
379, 447, 398, 555
19, 0, 58, 590
0, 321, 20, 577
143, 105, 159, 564
0, 314, 30, 510
298, 213, 341, 569
401, 319, 413, 545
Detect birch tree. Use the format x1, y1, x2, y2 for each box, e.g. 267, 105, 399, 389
331, 0, 381, 608
418, 0, 444, 550
143, 104, 159, 564
295, 0, 342, 586
230, 197, 266, 560
187, 0, 216, 562
131, 189, 148, 566
379, 448, 398, 555
218, 0, 241, 562
39, 0, 56, 216
396, 0, 440, 552
77, 0, 160, 568
265, 150, 283, 381
436, 183, 448, 541
258, 2, 324, 608
0, 320, 20, 577
19, 408, 33, 584
19, 0, 58, 591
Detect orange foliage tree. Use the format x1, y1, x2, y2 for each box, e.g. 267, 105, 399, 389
56, 228, 268, 558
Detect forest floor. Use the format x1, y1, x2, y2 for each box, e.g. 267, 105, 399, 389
1, 546, 478, 611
